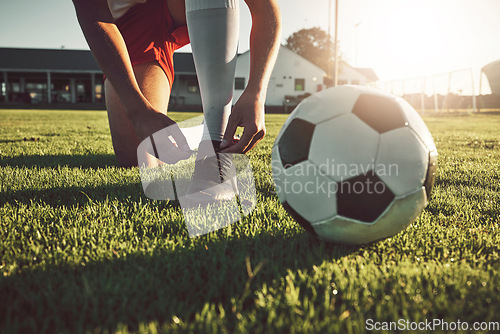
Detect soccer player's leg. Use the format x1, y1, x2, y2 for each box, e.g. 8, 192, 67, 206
184, 0, 240, 204
104, 0, 189, 168
105, 61, 171, 167
186, 0, 239, 145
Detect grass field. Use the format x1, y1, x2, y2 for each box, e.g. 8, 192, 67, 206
0, 109, 499, 333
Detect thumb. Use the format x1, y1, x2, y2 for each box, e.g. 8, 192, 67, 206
221, 117, 238, 149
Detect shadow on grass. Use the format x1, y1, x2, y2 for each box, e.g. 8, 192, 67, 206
0, 228, 357, 333
0, 153, 151, 208
1, 153, 359, 332
0, 153, 118, 169
0, 182, 148, 208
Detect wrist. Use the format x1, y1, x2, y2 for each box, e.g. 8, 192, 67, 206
242, 85, 267, 104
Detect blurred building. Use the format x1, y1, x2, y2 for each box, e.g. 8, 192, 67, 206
0, 47, 201, 110
0, 47, 377, 112
481, 60, 500, 94
0, 48, 103, 106
234, 45, 378, 112
480, 60, 500, 110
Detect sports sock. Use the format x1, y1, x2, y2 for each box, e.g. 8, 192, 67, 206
185, 0, 240, 143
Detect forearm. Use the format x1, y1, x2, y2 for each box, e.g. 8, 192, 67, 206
245, 0, 282, 102
72, 0, 151, 116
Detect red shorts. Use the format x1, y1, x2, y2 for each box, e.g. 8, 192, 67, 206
114, 0, 190, 89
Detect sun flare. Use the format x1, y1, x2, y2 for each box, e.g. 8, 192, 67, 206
365, 1, 457, 78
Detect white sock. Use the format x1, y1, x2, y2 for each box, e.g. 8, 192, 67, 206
186, 0, 239, 143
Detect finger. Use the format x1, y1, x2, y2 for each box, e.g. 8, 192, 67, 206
168, 123, 191, 151
153, 130, 193, 164
218, 138, 240, 152
171, 147, 194, 163
221, 128, 256, 153
165, 143, 193, 163
220, 116, 239, 149
242, 130, 265, 154
155, 142, 192, 164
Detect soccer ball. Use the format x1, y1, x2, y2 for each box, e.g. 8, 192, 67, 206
272, 85, 437, 245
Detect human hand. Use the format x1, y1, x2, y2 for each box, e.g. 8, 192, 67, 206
133, 107, 193, 164
220, 92, 266, 153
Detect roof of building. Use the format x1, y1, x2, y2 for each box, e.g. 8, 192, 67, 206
238, 45, 379, 83
172, 52, 196, 74
0, 47, 197, 74
353, 68, 379, 82
0, 48, 101, 72
237, 45, 327, 76
0, 47, 379, 84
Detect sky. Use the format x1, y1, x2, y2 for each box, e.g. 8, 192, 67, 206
0, 0, 499, 83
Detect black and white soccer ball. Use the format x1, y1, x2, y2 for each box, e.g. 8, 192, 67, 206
272, 85, 438, 245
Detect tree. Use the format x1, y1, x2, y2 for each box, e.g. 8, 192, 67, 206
285, 27, 337, 77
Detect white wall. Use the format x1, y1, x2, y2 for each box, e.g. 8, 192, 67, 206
233, 46, 326, 106
233, 46, 374, 107
338, 64, 369, 86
